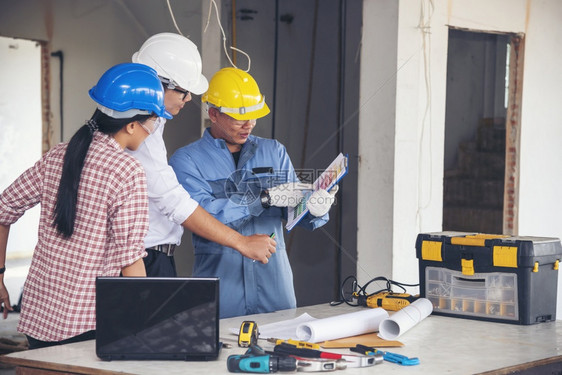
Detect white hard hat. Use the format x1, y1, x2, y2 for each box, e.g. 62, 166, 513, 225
132, 33, 208, 95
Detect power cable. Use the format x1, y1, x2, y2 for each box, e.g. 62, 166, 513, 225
204, 0, 251, 72
416, 0, 435, 231
166, 0, 184, 36
298, 0, 319, 170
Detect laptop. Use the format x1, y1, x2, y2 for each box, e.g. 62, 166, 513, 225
95, 277, 221, 361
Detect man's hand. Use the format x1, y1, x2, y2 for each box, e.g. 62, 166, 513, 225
306, 185, 339, 217
0, 280, 12, 319
238, 234, 277, 264
267, 182, 312, 208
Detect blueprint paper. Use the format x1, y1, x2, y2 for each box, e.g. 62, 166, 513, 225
378, 298, 433, 340
295, 308, 389, 343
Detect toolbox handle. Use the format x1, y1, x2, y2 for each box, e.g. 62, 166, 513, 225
453, 276, 486, 287
451, 234, 508, 247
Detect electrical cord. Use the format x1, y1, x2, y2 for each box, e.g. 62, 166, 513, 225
204, 0, 252, 72
165, 0, 252, 71
166, 0, 184, 36
330, 275, 419, 307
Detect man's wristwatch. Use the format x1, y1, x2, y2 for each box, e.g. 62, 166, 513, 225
260, 190, 271, 208
0, 266, 5, 274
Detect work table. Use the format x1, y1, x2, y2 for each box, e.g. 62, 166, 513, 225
1, 303, 561, 374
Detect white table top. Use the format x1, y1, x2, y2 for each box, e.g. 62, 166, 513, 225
1, 303, 561, 374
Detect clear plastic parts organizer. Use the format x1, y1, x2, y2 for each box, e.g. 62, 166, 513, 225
425, 267, 518, 321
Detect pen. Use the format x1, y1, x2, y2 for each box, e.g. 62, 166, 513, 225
253, 233, 276, 263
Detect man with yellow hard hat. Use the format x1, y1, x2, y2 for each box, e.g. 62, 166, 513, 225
170, 67, 337, 318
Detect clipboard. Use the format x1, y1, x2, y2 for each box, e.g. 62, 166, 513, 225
286, 153, 348, 231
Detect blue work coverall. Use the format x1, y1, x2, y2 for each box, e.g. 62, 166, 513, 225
169, 129, 328, 318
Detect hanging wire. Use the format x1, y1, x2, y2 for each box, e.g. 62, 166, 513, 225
231, 0, 237, 65
166, 0, 184, 36
204, 0, 251, 72
415, 0, 435, 231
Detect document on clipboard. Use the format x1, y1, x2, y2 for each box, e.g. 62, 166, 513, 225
286, 153, 348, 231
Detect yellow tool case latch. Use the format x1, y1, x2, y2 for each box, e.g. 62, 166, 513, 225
421, 240, 443, 262
461, 258, 475, 275
493, 246, 518, 268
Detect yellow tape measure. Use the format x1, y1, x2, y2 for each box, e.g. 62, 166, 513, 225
238, 321, 259, 347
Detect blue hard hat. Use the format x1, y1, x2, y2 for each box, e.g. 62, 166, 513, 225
89, 62, 172, 119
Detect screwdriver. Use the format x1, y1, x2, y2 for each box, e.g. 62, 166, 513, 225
273, 343, 378, 368
273, 343, 341, 359
266, 338, 320, 349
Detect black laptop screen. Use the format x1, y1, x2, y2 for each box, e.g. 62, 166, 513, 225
96, 277, 220, 361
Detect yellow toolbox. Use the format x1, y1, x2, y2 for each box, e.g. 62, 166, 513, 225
415, 232, 562, 325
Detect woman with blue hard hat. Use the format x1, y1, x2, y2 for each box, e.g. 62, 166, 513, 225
0, 62, 170, 349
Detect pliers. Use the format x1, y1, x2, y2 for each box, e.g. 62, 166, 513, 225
350, 344, 420, 366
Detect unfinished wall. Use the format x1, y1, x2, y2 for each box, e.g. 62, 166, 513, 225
359, 0, 562, 316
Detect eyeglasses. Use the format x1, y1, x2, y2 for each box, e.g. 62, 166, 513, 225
139, 117, 159, 135
172, 87, 190, 101
159, 76, 190, 101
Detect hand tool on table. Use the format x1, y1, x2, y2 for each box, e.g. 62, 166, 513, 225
350, 344, 419, 366
293, 357, 347, 372
228, 345, 340, 373
227, 353, 297, 373
332, 275, 419, 311
259, 343, 345, 371
357, 291, 420, 311
239, 321, 259, 348
266, 338, 320, 349
273, 342, 379, 368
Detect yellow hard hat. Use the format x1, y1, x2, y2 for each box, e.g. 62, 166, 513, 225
202, 67, 270, 121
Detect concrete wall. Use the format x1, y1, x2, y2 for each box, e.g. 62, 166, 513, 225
357, 0, 398, 285
0, 0, 203, 144
358, 0, 562, 316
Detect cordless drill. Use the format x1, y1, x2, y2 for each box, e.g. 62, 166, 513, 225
227, 353, 296, 373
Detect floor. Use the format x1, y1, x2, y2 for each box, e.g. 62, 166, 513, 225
0, 313, 27, 375
1, 257, 30, 375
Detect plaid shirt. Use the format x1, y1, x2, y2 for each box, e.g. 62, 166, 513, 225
0, 132, 148, 341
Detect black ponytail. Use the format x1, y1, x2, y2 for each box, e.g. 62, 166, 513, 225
53, 109, 153, 238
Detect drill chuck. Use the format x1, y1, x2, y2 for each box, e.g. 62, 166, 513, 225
273, 356, 298, 372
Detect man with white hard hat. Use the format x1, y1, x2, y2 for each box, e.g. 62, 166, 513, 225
128, 33, 275, 277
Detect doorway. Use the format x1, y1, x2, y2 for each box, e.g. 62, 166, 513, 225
0, 36, 45, 302
443, 29, 523, 235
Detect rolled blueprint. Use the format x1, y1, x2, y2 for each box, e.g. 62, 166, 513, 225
295, 308, 389, 343
378, 298, 433, 340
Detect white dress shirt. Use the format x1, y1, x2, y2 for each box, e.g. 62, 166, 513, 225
127, 118, 198, 248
